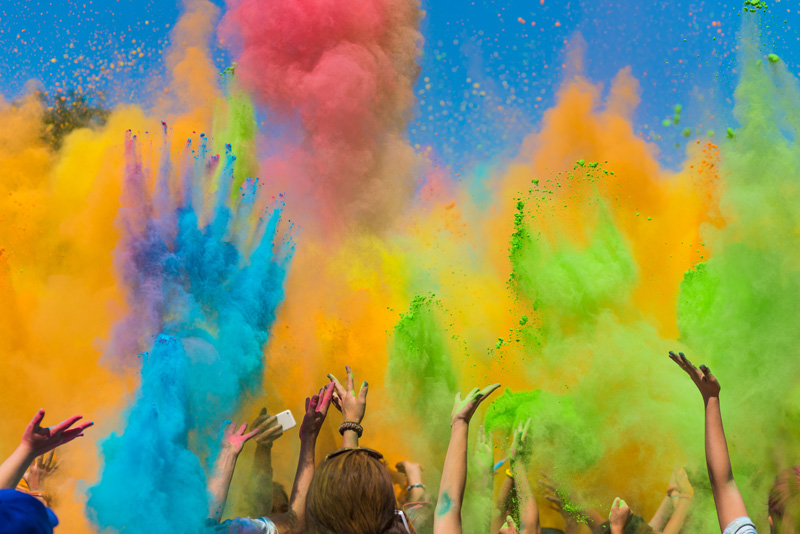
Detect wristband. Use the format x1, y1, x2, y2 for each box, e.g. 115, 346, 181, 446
339, 421, 363, 438
407, 483, 426, 492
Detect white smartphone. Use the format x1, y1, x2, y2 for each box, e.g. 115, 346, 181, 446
275, 410, 296, 432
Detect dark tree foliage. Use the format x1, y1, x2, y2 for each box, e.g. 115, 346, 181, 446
39, 90, 110, 149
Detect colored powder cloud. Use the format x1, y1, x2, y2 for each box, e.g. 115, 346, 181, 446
219, 0, 423, 229
677, 19, 800, 529
3, 3, 800, 534
86, 130, 291, 532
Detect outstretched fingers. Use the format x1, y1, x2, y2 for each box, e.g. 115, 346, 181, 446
28, 410, 46, 430
327, 373, 346, 398
50, 415, 85, 436
479, 383, 501, 398
357, 380, 369, 403
309, 394, 321, 413
345, 366, 355, 395
317, 382, 335, 414
699, 364, 715, 380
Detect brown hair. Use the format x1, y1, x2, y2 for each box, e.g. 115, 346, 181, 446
769, 467, 800, 531
306, 449, 414, 534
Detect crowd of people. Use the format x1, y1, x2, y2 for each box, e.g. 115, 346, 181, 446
1, 352, 797, 533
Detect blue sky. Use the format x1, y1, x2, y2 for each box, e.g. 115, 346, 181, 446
1, 0, 798, 168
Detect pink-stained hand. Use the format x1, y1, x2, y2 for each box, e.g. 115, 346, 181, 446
299, 383, 334, 442
222, 421, 259, 455
21, 410, 94, 457
451, 384, 501, 426
327, 366, 368, 424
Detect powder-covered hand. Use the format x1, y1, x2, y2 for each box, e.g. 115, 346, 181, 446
451, 384, 500, 426
473, 425, 494, 473
251, 408, 284, 449
221, 421, 259, 455
328, 366, 368, 424
299, 383, 334, 442
499, 515, 520, 534
609, 497, 631, 534
669, 351, 721, 399
21, 410, 94, 458
508, 418, 532, 463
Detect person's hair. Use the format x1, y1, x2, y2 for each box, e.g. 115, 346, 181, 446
769, 467, 800, 532
306, 449, 414, 534
595, 515, 654, 534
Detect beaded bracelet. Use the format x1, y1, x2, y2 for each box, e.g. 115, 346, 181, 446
407, 483, 426, 492
339, 421, 363, 437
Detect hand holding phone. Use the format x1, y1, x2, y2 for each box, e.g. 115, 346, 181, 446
275, 410, 296, 432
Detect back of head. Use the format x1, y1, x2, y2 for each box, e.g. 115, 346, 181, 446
769, 467, 800, 533
0, 489, 58, 534
594, 515, 654, 534
306, 449, 412, 534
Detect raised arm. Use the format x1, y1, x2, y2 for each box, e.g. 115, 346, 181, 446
492, 473, 515, 534
268, 383, 334, 534
397, 460, 427, 504
207, 421, 259, 521
650, 467, 693, 534
669, 351, 748, 532
245, 408, 284, 516
468, 425, 495, 534
327, 366, 367, 448
609, 498, 632, 534
0, 410, 93, 489
434, 383, 500, 534
540, 472, 602, 531
508, 419, 539, 534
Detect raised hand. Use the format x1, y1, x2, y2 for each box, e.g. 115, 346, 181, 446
21, 410, 94, 457
395, 460, 423, 481
474, 425, 494, 472
509, 419, 532, 462
25, 451, 58, 491
499, 515, 520, 534
669, 351, 720, 399
451, 384, 501, 426
251, 408, 284, 449
670, 467, 694, 499
609, 497, 632, 534
299, 383, 334, 442
327, 366, 368, 424
222, 421, 259, 455
395, 460, 425, 502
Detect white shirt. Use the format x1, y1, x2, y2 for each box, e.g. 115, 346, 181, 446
215, 517, 279, 534
723, 517, 757, 534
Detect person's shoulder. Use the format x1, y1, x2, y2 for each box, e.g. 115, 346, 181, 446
215, 516, 278, 534
723, 516, 758, 534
